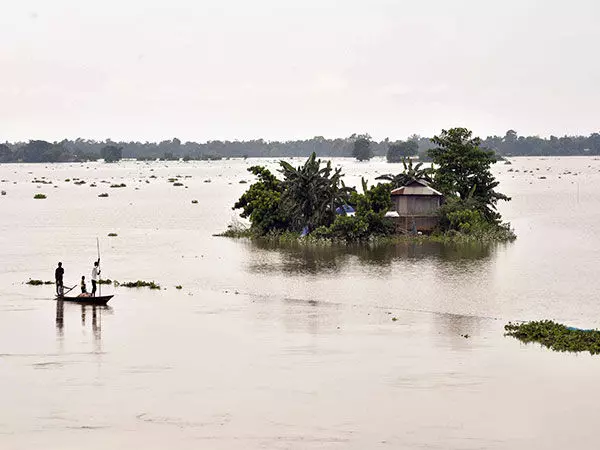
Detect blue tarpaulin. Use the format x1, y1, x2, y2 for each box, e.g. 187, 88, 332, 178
335, 205, 355, 215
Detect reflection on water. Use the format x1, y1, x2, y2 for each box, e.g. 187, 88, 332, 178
246, 239, 496, 274
55, 299, 111, 344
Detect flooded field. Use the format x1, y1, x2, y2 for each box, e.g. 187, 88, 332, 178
1, 157, 600, 449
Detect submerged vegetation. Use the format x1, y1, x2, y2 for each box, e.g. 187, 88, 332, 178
227, 128, 515, 243
505, 321, 600, 355
120, 280, 161, 289
26, 279, 54, 285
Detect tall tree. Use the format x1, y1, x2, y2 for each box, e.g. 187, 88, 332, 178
386, 140, 418, 162
101, 145, 123, 163
233, 166, 289, 234
0, 144, 12, 163
430, 128, 510, 222
352, 135, 373, 161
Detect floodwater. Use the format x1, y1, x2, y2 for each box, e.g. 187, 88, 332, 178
1, 157, 600, 449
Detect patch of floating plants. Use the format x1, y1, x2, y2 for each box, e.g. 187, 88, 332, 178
173, 182, 184, 187
120, 280, 161, 289
108, 233, 118, 237
34, 194, 47, 199
98, 279, 113, 285
505, 320, 600, 355
191, 200, 198, 204
98, 193, 109, 197
110, 183, 126, 188
26, 279, 54, 285
74, 180, 86, 185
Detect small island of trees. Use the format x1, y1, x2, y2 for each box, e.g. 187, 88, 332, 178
226, 128, 515, 243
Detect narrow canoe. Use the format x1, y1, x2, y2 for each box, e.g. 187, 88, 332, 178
56, 295, 113, 305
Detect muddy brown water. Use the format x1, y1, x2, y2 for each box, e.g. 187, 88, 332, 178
1, 157, 599, 449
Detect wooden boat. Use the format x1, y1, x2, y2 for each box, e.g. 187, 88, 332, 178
56, 295, 113, 305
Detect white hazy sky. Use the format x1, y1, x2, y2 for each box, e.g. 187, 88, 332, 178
1, 0, 599, 142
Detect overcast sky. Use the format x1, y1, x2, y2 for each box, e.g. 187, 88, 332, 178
1, 0, 599, 142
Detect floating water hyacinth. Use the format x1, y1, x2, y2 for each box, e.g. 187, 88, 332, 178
505, 320, 600, 355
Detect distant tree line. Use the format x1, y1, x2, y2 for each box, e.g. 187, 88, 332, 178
1, 130, 599, 163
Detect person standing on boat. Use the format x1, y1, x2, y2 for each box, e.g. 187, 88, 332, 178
55, 262, 64, 296
91, 258, 100, 297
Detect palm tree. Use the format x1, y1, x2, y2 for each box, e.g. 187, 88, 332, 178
376, 157, 435, 189
279, 153, 354, 231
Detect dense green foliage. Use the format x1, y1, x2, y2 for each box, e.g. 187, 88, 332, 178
312, 181, 394, 241
101, 145, 123, 162
230, 128, 514, 243
233, 166, 289, 234
352, 135, 373, 161
505, 321, 600, 355
430, 128, 510, 223
386, 140, 418, 162
376, 158, 434, 188
280, 153, 353, 231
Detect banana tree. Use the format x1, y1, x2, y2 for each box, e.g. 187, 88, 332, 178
279, 153, 354, 231
376, 157, 435, 189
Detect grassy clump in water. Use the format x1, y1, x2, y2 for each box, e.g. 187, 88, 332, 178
110, 183, 126, 188
98, 193, 109, 197
505, 320, 600, 355
173, 182, 184, 187
27, 279, 53, 285
98, 279, 112, 285
175, 285, 182, 289
121, 280, 161, 289
33, 193, 46, 199
108, 232, 118, 237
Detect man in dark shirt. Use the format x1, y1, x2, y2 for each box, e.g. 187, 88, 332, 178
55, 262, 64, 296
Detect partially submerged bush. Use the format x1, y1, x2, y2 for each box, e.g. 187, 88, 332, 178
438, 197, 516, 242
505, 320, 600, 355
34, 193, 46, 199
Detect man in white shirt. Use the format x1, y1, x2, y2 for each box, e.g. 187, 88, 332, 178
91, 259, 100, 296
